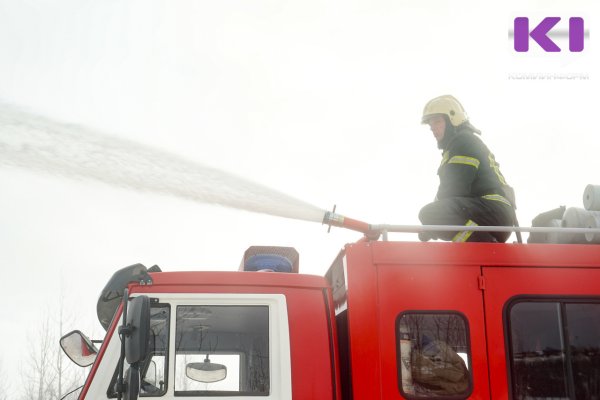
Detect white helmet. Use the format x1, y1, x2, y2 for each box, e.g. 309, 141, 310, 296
421, 95, 468, 127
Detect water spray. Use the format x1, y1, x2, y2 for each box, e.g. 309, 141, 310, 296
0, 103, 385, 239
0, 103, 325, 224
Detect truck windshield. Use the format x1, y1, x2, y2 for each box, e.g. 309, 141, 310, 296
174, 305, 269, 396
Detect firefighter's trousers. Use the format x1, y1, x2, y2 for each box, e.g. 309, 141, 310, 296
418, 197, 514, 243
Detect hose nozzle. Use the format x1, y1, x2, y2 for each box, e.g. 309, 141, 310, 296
322, 206, 380, 240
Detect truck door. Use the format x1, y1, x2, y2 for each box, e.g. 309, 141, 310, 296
482, 266, 600, 399
375, 263, 491, 399
84, 293, 293, 400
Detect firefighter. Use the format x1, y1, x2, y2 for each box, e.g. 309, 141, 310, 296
418, 95, 515, 242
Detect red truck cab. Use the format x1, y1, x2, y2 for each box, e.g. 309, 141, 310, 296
64, 247, 339, 400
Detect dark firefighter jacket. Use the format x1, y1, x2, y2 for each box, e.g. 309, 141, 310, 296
436, 125, 511, 206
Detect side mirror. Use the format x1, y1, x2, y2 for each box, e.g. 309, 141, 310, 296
125, 296, 150, 364
117, 293, 150, 400
186, 357, 227, 383
123, 365, 140, 400
59, 330, 98, 367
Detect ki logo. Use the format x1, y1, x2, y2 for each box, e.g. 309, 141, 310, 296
513, 17, 585, 52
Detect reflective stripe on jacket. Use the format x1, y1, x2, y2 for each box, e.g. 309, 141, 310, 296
437, 127, 511, 203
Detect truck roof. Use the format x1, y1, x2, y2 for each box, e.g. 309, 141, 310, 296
360, 241, 600, 268
138, 270, 330, 291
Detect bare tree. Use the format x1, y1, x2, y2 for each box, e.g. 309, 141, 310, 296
0, 359, 11, 400
18, 290, 89, 400
54, 292, 82, 400
19, 314, 58, 400
53, 298, 90, 400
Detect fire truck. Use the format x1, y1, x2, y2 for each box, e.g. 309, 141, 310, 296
60, 209, 600, 400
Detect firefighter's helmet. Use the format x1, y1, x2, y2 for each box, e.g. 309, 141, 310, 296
421, 95, 468, 127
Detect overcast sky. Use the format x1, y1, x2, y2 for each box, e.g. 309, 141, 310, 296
0, 0, 598, 393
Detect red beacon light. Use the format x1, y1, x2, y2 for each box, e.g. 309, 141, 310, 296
239, 246, 300, 273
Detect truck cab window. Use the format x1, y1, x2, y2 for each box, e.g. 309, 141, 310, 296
397, 312, 471, 398
508, 300, 600, 399
174, 305, 269, 396
108, 305, 170, 398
